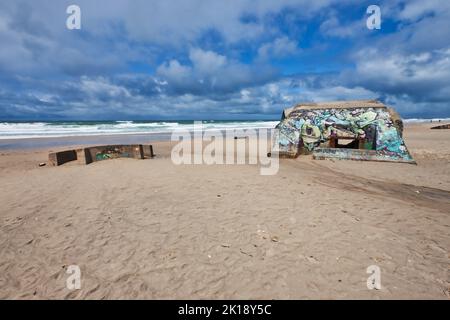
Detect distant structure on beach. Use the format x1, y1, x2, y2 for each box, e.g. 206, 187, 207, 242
272, 100, 415, 164
430, 124, 450, 129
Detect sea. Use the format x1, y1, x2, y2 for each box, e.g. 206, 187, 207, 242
0, 118, 448, 150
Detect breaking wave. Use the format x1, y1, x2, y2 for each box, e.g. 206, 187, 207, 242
0, 120, 280, 139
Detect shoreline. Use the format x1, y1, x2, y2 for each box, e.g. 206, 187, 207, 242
0, 132, 174, 152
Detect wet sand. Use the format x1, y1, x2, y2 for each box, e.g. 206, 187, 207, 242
0, 123, 449, 299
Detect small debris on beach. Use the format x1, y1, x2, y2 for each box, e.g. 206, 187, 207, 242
271, 236, 279, 243
239, 249, 253, 257
39, 163, 46, 167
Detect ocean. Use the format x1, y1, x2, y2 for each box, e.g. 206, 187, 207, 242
0, 120, 280, 150
0, 120, 281, 140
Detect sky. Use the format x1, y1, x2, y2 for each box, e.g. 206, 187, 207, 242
0, 0, 449, 120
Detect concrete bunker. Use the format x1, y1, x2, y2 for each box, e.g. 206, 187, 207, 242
271, 100, 415, 164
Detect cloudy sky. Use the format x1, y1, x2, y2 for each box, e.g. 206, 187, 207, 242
0, 0, 449, 120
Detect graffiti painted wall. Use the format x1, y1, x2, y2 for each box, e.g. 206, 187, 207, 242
274, 107, 414, 161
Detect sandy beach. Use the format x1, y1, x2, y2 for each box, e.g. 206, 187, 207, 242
0, 123, 449, 299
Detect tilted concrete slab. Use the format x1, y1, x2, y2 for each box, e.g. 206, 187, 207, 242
431, 124, 450, 129
313, 148, 417, 164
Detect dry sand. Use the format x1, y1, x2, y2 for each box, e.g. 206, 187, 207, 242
0, 123, 449, 299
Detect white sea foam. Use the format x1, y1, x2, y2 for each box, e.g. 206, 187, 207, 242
404, 118, 450, 123
0, 121, 280, 139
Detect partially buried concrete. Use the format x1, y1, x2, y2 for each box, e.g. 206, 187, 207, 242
48, 144, 154, 166
431, 124, 450, 129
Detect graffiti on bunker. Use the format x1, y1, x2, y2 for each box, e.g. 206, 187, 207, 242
274, 107, 414, 162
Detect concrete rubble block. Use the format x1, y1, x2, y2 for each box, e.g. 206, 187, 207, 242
48, 149, 78, 166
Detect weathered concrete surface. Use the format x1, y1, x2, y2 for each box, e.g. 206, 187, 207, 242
313, 148, 417, 164
48, 149, 80, 166
431, 124, 450, 129
48, 144, 154, 166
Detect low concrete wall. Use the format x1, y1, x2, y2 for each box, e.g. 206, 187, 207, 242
49, 149, 79, 166
49, 144, 154, 166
